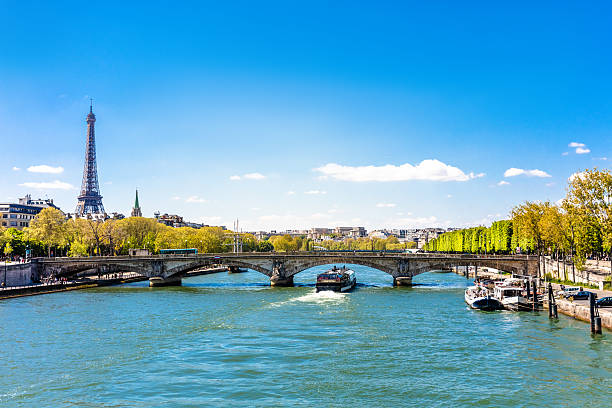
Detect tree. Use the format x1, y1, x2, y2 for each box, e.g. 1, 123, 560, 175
4, 242, 13, 258
540, 206, 565, 255
195, 227, 224, 253
256, 240, 274, 252
116, 217, 161, 253
66, 219, 91, 257
511, 201, 550, 253
565, 168, 612, 269
26, 208, 67, 257
269, 235, 299, 252
100, 219, 122, 255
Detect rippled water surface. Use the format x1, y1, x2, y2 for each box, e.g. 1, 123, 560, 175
1, 266, 611, 407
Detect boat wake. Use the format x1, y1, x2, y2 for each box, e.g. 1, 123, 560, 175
268, 289, 346, 308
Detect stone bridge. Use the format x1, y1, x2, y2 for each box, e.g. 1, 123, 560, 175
31, 253, 539, 287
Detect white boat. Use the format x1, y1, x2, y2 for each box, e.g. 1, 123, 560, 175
464, 286, 504, 311
316, 266, 356, 292
493, 286, 532, 311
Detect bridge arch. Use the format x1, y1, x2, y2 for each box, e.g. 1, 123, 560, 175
165, 259, 273, 278
410, 260, 521, 276
284, 257, 395, 277
50, 262, 146, 278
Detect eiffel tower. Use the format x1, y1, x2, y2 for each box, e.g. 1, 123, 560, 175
75, 101, 105, 216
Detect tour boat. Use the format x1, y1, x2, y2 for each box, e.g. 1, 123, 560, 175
493, 286, 532, 311
316, 266, 356, 292
464, 286, 504, 311
228, 266, 248, 274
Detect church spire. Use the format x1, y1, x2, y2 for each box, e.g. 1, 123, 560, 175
131, 189, 142, 217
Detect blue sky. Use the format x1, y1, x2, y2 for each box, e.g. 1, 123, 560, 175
1, 1, 610, 231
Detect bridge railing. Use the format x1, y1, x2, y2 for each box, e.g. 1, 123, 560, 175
35, 252, 536, 263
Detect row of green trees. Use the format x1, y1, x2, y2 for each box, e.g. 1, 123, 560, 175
424, 221, 513, 254
425, 168, 612, 271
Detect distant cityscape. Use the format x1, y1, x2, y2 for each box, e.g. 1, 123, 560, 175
0, 105, 461, 248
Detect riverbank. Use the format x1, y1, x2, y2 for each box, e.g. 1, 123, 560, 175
545, 283, 612, 331
0, 275, 146, 300
452, 266, 612, 331
0, 266, 229, 300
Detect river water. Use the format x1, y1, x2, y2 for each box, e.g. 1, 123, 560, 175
1, 266, 611, 407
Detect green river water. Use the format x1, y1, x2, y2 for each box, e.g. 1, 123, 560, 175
1, 266, 611, 407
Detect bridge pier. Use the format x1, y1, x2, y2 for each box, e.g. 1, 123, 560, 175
149, 276, 182, 287
393, 276, 412, 287
270, 275, 294, 287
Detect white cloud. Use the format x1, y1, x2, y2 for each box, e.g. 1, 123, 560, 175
171, 196, 181, 200
595, 157, 608, 161
561, 152, 569, 156
198, 216, 222, 224
568, 172, 586, 182
287, 191, 296, 195
314, 159, 484, 182
304, 190, 326, 195
185, 196, 207, 203
545, 182, 555, 187
376, 203, 396, 208
230, 172, 266, 181
497, 180, 510, 186
243, 172, 266, 180
396, 216, 439, 228
12, 166, 20, 171
27, 165, 64, 174
19, 180, 74, 190
567, 142, 590, 154
446, 194, 453, 198
504, 168, 551, 178
255, 213, 334, 230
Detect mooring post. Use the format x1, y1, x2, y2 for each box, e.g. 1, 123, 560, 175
547, 282, 558, 319
548, 282, 553, 319
590, 292, 602, 334
533, 278, 537, 311
589, 292, 595, 333
526, 279, 531, 302
474, 265, 478, 280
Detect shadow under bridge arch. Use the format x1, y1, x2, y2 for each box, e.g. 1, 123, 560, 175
164, 258, 275, 278
284, 257, 396, 277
